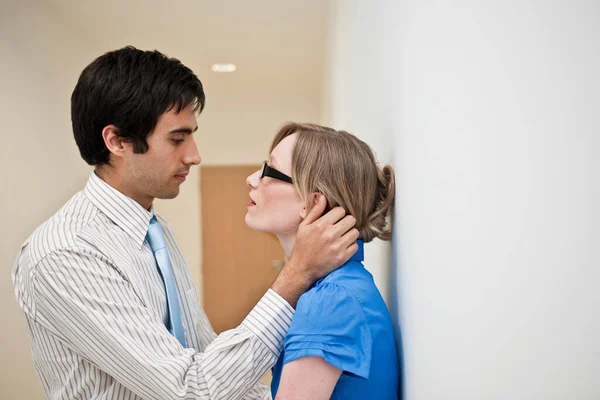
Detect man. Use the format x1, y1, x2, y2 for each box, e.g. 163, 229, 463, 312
12, 46, 359, 399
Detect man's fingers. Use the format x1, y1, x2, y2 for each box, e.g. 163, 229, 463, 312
315, 205, 347, 226
302, 194, 327, 225
340, 227, 360, 248
342, 241, 359, 261
332, 214, 357, 237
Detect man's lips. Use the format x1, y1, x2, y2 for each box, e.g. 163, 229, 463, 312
175, 172, 188, 182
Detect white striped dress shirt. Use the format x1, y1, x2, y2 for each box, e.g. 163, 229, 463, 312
12, 172, 294, 399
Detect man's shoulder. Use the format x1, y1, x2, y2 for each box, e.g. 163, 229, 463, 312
25, 190, 100, 265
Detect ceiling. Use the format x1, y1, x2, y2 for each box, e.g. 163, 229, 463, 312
44, 0, 329, 95
33, 0, 330, 165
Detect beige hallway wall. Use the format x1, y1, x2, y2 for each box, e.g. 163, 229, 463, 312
0, 2, 98, 399
1, 1, 324, 398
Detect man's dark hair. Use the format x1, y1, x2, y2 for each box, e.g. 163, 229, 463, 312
71, 46, 205, 166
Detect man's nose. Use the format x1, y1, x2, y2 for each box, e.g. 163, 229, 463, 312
183, 137, 201, 166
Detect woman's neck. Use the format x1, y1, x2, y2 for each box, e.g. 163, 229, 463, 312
276, 232, 296, 260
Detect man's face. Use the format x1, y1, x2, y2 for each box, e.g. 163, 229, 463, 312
122, 104, 201, 208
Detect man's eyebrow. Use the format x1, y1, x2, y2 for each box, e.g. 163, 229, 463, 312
169, 126, 198, 135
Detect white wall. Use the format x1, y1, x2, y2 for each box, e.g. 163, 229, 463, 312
325, 0, 600, 399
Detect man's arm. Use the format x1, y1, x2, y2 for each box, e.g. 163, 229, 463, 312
29, 248, 286, 400
179, 288, 273, 400
23, 196, 357, 400
271, 195, 359, 308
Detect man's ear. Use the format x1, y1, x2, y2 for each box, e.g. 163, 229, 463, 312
101, 125, 129, 159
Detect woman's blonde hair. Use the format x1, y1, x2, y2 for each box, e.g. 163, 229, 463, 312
270, 122, 394, 242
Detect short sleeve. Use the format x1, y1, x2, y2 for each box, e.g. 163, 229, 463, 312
282, 282, 372, 379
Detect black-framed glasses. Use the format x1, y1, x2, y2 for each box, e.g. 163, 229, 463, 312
260, 161, 293, 184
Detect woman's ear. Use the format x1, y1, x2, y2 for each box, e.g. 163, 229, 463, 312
299, 192, 320, 220
300, 207, 308, 219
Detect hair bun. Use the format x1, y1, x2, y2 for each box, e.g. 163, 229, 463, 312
362, 164, 395, 242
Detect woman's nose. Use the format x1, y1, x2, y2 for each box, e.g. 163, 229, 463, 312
246, 169, 260, 188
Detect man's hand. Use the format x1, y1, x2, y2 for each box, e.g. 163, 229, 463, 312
271, 195, 359, 308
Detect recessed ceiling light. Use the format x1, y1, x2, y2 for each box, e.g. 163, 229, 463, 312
211, 63, 236, 73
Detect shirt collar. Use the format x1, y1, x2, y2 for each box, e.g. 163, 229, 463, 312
349, 240, 364, 262
84, 172, 155, 250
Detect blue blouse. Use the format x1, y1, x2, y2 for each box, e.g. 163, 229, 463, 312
271, 241, 399, 399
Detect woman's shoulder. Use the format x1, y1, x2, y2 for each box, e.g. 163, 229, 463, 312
319, 258, 371, 282
294, 261, 392, 332
312, 261, 379, 299
293, 263, 376, 319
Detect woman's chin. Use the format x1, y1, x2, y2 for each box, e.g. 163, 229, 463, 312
245, 214, 265, 232
244, 214, 254, 229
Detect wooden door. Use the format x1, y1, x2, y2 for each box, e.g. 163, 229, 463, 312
200, 165, 285, 333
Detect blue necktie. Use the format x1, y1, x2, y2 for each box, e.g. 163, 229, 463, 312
146, 216, 186, 347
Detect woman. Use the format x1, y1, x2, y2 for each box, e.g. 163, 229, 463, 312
246, 123, 399, 400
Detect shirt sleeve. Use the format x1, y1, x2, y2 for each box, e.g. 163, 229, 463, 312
182, 286, 274, 400
282, 282, 373, 379
30, 248, 291, 400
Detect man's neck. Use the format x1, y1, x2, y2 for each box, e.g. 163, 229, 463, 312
94, 166, 154, 210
